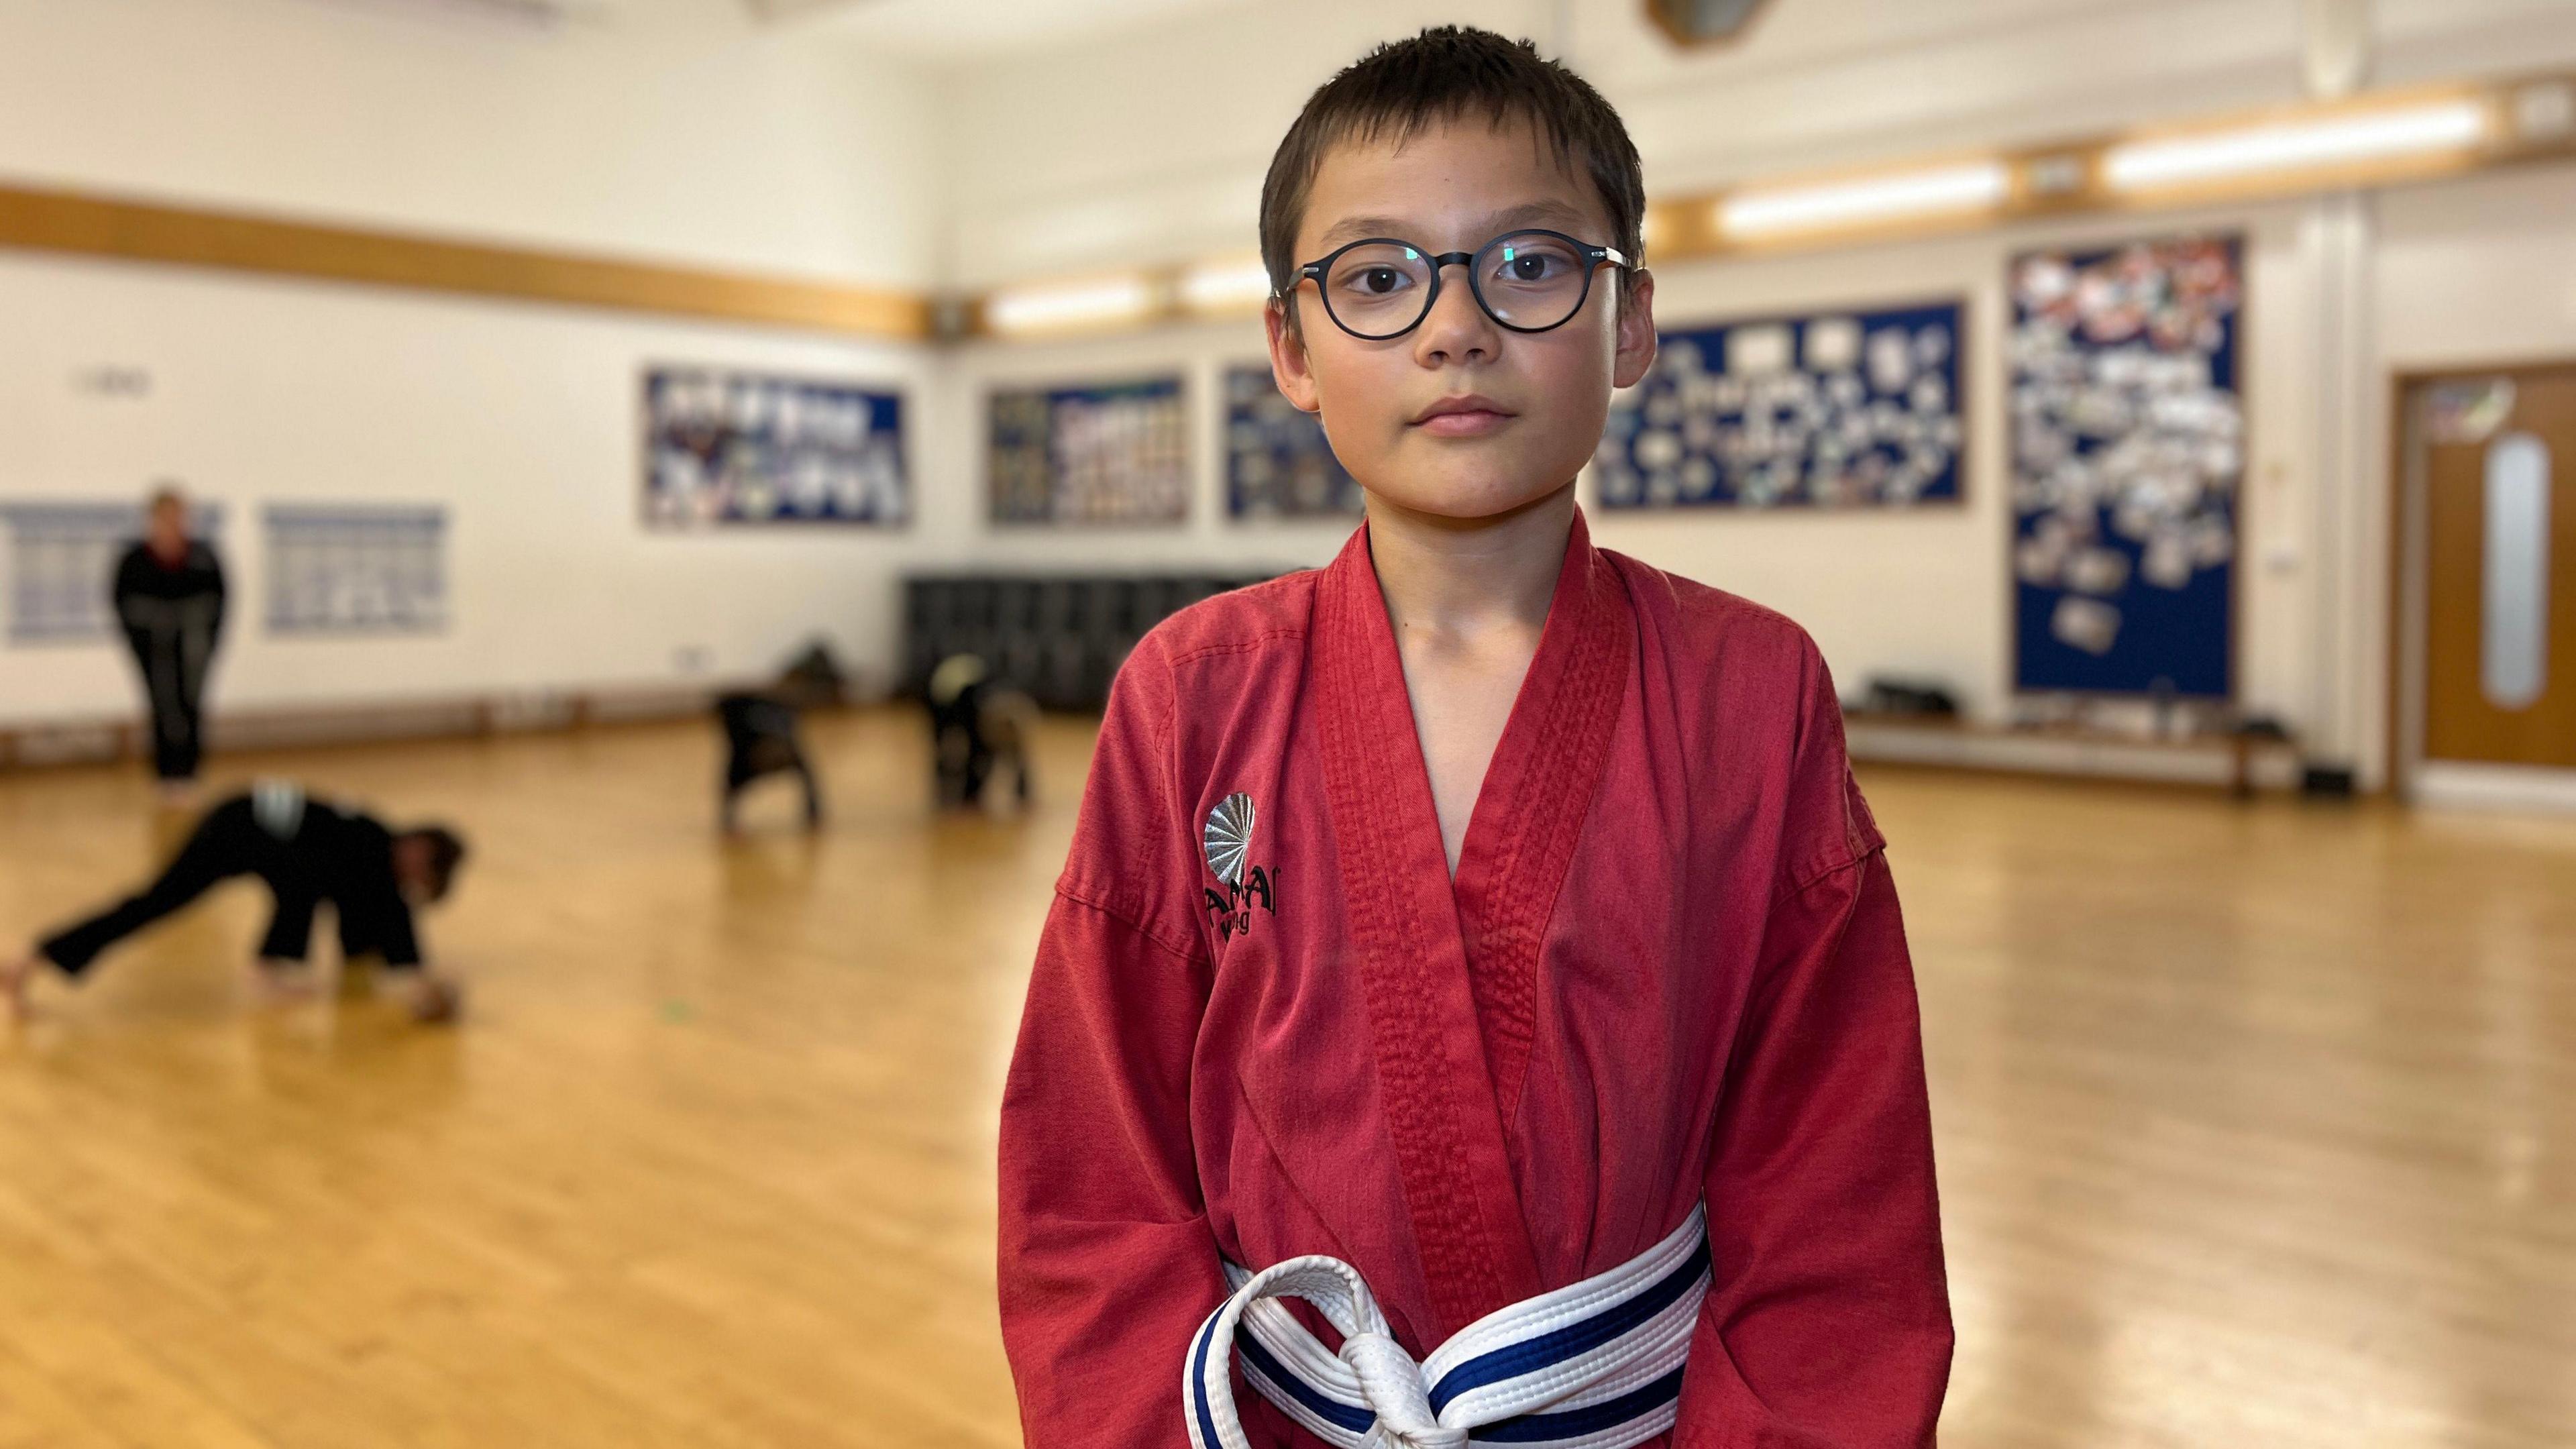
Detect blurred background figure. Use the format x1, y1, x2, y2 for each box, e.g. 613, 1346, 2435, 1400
714, 641, 848, 835
2, 780, 467, 1023
926, 652, 1036, 810
114, 483, 226, 800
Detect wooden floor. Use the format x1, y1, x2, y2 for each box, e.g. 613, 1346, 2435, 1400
0, 710, 2569, 1448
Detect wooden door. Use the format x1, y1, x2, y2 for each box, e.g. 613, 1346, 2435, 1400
2420, 366, 2576, 767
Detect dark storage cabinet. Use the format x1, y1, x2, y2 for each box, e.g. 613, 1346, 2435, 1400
902, 573, 1277, 709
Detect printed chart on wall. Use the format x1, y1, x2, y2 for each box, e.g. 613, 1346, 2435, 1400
1224, 364, 1362, 519
1, 501, 224, 645
265, 504, 447, 635
989, 376, 1189, 525
1596, 300, 1964, 510
644, 369, 907, 528
2010, 236, 2242, 698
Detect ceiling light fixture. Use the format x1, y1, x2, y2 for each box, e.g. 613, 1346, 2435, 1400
1178, 258, 1274, 315
1716, 162, 2011, 240
2102, 99, 2489, 190
984, 275, 1160, 335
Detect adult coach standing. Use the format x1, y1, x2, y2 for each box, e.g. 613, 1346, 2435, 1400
115, 484, 227, 798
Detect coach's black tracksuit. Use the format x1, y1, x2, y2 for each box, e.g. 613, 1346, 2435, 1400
112, 539, 227, 783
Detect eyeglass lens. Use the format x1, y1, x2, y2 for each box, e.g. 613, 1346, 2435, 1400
1320, 231, 1594, 338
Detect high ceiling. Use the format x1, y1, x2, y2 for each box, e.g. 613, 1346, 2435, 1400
747, 0, 1260, 59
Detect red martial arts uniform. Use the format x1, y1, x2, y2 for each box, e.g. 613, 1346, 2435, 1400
998, 509, 1951, 1447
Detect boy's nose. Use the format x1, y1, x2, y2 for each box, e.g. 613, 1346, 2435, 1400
1413, 264, 1498, 366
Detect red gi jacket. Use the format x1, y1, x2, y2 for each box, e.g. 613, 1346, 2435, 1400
999, 508, 1951, 1447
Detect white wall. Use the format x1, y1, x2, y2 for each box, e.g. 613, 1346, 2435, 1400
933, 0, 2576, 288
907, 199, 2330, 738
1594, 202, 2326, 735
920, 323, 1354, 582
0, 0, 938, 287
9, 0, 2576, 792
0, 0, 945, 729
2375, 168, 2576, 368
918, 0, 2576, 788
0, 250, 932, 721
935, 0, 2412, 289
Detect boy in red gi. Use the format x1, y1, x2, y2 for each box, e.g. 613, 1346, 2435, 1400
998, 27, 1950, 1448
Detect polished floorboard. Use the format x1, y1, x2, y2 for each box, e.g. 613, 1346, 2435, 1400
0, 710, 2568, 1447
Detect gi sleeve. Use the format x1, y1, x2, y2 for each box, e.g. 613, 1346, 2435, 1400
370, 896, 423, 971
1675, 637, 1953, 1448
996, 635, 1223, 1449
256, 888, 319, 963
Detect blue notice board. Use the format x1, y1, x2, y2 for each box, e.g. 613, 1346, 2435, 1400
1597, 299, 1965, 510
988, 376, 1191, 525
1224, 364, 1362, 519
644, 368, 907, 528
2008, 236, 2242, 698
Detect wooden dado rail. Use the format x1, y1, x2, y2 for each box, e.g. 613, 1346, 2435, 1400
0, 182, 930, 340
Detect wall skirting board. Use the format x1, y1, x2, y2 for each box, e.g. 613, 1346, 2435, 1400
1843, 718, 2306, 795
0, 682, 779, 771
2408, 762, 2576, 815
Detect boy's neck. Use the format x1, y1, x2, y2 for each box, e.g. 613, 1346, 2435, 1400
1364, 481, 1576, 639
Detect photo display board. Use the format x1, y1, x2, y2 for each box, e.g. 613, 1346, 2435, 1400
1597, 300, 1965, 510
1224, 364, 1363, 519
989, 376, 1191, 526
264, 504, 448, 635
645, 368, 906, 528
2009, 236, 2243, 698
1, 501, 225, 645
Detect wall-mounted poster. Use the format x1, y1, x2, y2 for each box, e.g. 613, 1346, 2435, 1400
1596, 300, 1965, 510
2009, 236, 2242, 698
644, 368, 906, 528
1, 500, 225, 645
989, 376, 1190, 525
1224, 364, 1363, 519
265, 504, 447, 635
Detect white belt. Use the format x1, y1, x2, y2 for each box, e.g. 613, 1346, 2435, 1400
1185, 1203, 1709, 1449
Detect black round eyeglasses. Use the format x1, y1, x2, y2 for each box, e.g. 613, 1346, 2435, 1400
1287, 229, 1629, 341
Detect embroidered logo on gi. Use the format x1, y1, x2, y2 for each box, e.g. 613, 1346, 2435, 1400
1201, 792, 1277, 941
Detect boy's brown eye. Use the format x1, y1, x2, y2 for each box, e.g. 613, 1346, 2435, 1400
1486, 237, 1578, 287
1324, 243, 1432, 327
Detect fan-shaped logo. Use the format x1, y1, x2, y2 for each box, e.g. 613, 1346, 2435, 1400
1203, 792, 1254, 885
1201, 792, 1277, 942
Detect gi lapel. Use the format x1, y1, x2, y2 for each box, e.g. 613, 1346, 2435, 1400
1312, 523, 1546, 1339
1448, 508, 1635, 1134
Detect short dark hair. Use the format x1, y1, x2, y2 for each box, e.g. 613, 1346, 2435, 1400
1259, 27, 1646, 313
405, 826, 469, 903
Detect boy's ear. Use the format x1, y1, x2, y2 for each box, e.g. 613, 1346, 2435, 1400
1265, 297, 1322, 415
1613, 268, 1658, 391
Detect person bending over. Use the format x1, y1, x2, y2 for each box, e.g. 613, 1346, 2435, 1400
4, 781, 469, 1023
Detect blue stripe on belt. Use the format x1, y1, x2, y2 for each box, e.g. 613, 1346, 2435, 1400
1429, 1238, 1711, 1413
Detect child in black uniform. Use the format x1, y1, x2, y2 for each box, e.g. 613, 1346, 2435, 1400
3, 782, 469, 1022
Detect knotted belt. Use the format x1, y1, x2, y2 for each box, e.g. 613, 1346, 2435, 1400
1185, 1203, 1710, 1449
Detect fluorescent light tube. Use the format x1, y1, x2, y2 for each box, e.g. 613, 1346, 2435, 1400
1717, 162, 2010, 239
2104, 101, 2489, 190
1179, 259, 1274, 313
985, 276, 1159, 335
